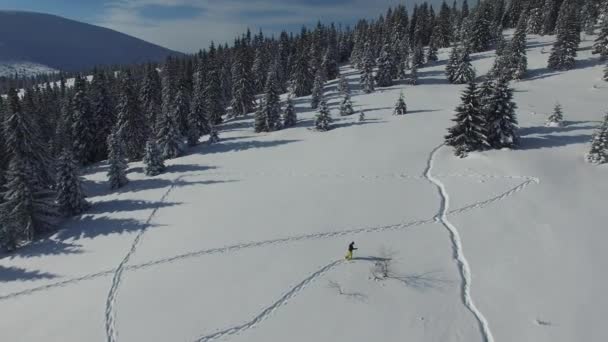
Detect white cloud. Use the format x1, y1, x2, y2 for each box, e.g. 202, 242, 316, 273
95, 0, 424, 52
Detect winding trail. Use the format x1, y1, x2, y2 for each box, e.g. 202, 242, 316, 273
105, 176, 185, 342
423, 144, 494, 342
0, 175, 538, 303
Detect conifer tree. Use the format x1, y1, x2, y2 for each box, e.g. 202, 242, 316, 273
311, 70, 325, 109
452, 47, 476, 84
56, 148, 89, 217
282, 94, 297, 128
206, 69, 225, 126
546, 103, 565, 127
548, 0, 581, 71
337, 75, 351, 95
116, 71, 148, 161
528, 7, 545, 34
140, 65, 162, 132
190, 62, 209, 137
469, 6, 493, 52
412, 44, 425, 68
255, 70, 282, 132
107, 128, 128, 189
446, 46, 459, 82
408, 63, 419, 85
586, 112, 608, 164
359, 110, 366, 122
483, 77, 519, 149
90, 71, 115, 161
231, 52, 256, 116
375, 44, 395, 87
604, 62, 608, 82
173, 86, 191, 137
323, 47, 340, 81
393, 91, 408, 115
208, 125, 220, 144
593, 19, 608, 60
292, 45, 314, 97
360, 44, 376, 94
507, 14, 528, 80
427, 39, 439, 63
542, 0, 561, 35
186, 104, 201, 146
156, 109, 184, 160
339, 92, 355, 116
143, 139, 165, 176
71, 75, 95, 165
314, 96, 332, 131
445, 82, 489, 157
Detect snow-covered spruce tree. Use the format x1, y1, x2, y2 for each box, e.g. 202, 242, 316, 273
393, 91, 408, 115
310, 70, 324, 109
507, 14, 528, 80
412, 44, 425, 68
408, 63, 419, 85
139, 65, 162, 133
483, 77, 519, 149
339, 92, 355, 116
360, 44, 376, 94
282, 94, 297, 128
427, 38, 439, 64
190, 62, 208, 139
445, 82, 489, 158
548, 0, 582, 71
445, 46, 459, 83
376, 44, 395, 87
252, 46, 268, 94
231, 52, 256, 117
604, 62, 608, 81
452, 47, 476, 84
255, 70, 282, 133
107, 128, 129, 190
291, 45, 314, 97
116, 71, 148, 161
542, 0, 561, 35
469, 5, 493, 52
143, 139, 165, 176
546, 103, 565, 127
586, 113, 608, 164
205, 69, 225, 127
173, 85, 191, 138
323, 47, 340, 81
337, 75, 350, 96
71, 75, 96, 165
314, 96, 333, 131
593, 19, 608, 60
56, 148, 89, 217
528, 7, 545, 34
208, 124, 220, 144
90, 71, 116, 162
359, 110, 366, 122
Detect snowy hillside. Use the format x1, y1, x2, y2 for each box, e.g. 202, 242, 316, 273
0, 32, 607, 342
0, 61, 58, 77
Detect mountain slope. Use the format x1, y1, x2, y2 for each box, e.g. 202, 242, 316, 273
0, 33, 607, 342
0, 11, 181, 74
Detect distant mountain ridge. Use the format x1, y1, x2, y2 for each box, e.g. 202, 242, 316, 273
0, 11, 182, 75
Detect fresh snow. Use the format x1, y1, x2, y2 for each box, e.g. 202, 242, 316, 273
0, 61, 58, 77
1, 32, 607, 342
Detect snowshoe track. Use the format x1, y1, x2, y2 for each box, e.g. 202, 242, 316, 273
105, 176, 185, 342
0, 174, 538, 302
423, 144, 494, 342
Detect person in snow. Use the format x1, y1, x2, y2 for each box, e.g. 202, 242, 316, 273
346, 241, 357, 260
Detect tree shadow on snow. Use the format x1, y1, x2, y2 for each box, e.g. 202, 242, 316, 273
87, 199, 182, 215
518, 133, 592, 150
1, 239, 84, 260
0, 265, 58, 282
196, 139, 301, 155
53, 215, 158, 241
525, 56, 605, 81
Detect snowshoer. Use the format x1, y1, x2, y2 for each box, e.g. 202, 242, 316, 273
346, 241, 357, 260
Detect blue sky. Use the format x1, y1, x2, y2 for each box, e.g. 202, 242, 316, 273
1, 0, 452, 53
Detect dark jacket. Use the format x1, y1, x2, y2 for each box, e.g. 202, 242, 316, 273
348, 243, 357, 252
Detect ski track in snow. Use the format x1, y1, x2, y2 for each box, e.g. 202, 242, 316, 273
423, 144, 494, 342
0, 174, 539, 302
191, 259, 346, 342
105, 176, 185, 342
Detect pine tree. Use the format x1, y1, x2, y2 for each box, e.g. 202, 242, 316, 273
291, 45, 314, 97
445, 82, 489, 157
206, 69, 225, 126
140, 65, 162, 132
375, 44, 395, 87
56, 148, 89, 217
208, 125, 220, 144
90, 71, 115, 161
548, 0, 581, 71
190, 62, 209, 138
412, 44, 425, 68
339, 92, 355, 116
393, 92, 408, 115
116, 71, 148, 161
255, 70, 282, 133
452, 47, 476, 84
593, 19, 608, 60
507, 14, 528, 80
359, 110, 366, 122
107, 129, 129, 189
546, 103, 565, 127
71, 75, 96, 165
156, 109, 184, 160
469, 6, 493, 52
143, 139, 165, 176
408, 63, 419, 85
528, 7, 545, 34
173, 86, 191, 137
310, 70, 325, 109
360, 44, 376, 94
231, 53, 256, 116
542, 0, 561, 35
323, 47, 340, 81
337, 75, 351, 95
446, 46, 459, 82
282, 94, 297, 128
483, 77, 519, 149
427, 38, 439, 63
586, 112, 608, 164
314, 96, 333, 131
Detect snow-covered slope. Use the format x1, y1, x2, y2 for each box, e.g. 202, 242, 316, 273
0, 33, 607, 342
0, 61, 58, 77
